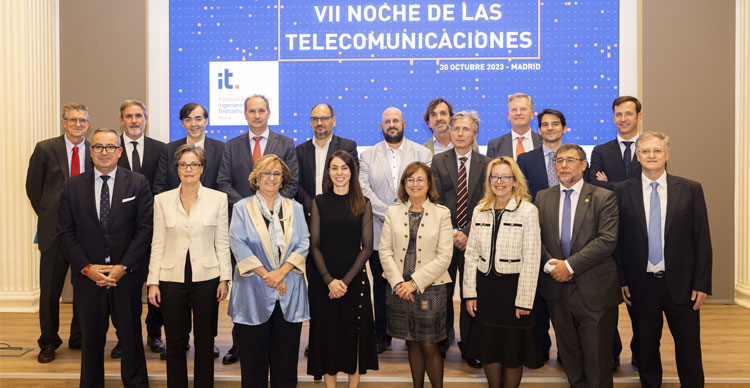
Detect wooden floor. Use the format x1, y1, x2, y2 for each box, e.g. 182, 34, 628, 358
1, 302, 750, 387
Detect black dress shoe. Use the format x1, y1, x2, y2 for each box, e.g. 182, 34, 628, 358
464, 356, 482, 369
147, 336, 164, 353
213, 345, 220, 358
160, 349, 167, 361
38, 348, 55, 363
304, 345, 310, 357
313, 375, 322, 382
222, 345, 239, 365
111, 342, 122, 359
68, 342, 82, 350
556, 353, 562, 366
375, 338, 388, 354
542, 350, 550, 362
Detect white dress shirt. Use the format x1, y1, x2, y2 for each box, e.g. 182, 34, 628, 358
123, 134, 145, 169
190, 136, 206, 149
455, 147, 472, 179
313, 136, 332, 195
642, 171, 667, 273
388, 146, 403, 190
511, 128, 534, 159
617, 133, 639, 160
94, 167, 117, 264
64, 135, 86, 176
247, 128, 270, 155
431, 136, 453, 155
543, 178, 584, 274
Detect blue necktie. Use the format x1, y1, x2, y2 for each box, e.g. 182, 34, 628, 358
547, 152, 559, 187
561, 189, 573, 258
623, 141, 634, 177
648, 182, 663, 266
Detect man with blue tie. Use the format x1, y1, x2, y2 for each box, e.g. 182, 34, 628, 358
613, 132, 711, 388
535, 144, 621, 388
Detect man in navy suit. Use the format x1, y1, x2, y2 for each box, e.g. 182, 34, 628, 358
486, 93, 542, 160
57, 128, 153, 388
516, 108, 566, 363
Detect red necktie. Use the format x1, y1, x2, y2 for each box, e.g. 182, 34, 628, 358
71, 147, 80, 176
252, 136, 263, 164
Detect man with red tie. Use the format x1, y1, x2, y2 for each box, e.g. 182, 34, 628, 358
26, 102, 92, 363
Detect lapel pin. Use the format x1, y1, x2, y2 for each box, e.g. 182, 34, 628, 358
584, 198, 589, 203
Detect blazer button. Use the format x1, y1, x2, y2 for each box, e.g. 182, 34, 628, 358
404, 235, 408, 238
418, 236, 422, 238
360, 293, 364, 296
402, 248, 406, 251
362, 281, 366, 285
417, 260, 421, 264
362, 269, 366, 273
358, 304, 362, 308
418, 248, 422, 252
404, 223, 407, 226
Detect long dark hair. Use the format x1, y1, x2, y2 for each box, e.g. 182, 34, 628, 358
322, 150, 367, 216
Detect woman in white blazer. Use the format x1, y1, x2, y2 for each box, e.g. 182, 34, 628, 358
463, 156, 543, 388
147, 144, 231, 388
379, 161, 453, 388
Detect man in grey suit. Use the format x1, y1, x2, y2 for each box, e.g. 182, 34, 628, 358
486, 93, 542, 160
535, 144, 621, 388
431, 111, 489, 367
359, 106, 432, 353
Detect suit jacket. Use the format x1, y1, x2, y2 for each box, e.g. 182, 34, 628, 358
57, 168, 154, 286
517, 147, 552, 200
148, 184, 231, 284
218, 131, 299, 207
26, 135, 93, 252
535, 181, 621, 311
422, 138, 479, 154
613, 174, 712, 304
378, 200, 453, 291
588, 138, 642, 190
153, 137, 225, 195
294, 134, 358, 217
432, 149, 490, 235
359, 139, 433, 247
486, 131, 542, 159
228, 195, 309, 325
117, 135, 165, 192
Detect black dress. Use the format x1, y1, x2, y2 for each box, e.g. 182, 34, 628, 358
307, 191, 379, 375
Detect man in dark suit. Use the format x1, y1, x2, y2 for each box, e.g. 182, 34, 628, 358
115, 99, 166, 357
57, 128, 153, 388
25, 102, 91, 363
516, 108, 565, 364
536, 144, 620, 388
613, 132, 711, 388
486, 93, 542, 160
432, 111, 490, 368
154, 103, 225, 194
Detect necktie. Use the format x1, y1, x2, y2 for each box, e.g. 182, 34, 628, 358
547, 152, 559, 187
71, 147, 80, 176
515, 136, 525, 160
252, 136, 263, 164
622, 141, 633, 177
560, 189, 573, 258
131, 141, 141, 173
456, 157, 468, 229
648, 182, 663, 266
100, 175, 111, 228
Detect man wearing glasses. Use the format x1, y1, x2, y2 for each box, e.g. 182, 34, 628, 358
25, 102, 91, 363
359, 107, 432, 353
57, 128, 153, 388
486, 93, 542, 160
535, 144, 621, 388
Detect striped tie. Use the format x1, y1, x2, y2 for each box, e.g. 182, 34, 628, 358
457, 157, 468, 228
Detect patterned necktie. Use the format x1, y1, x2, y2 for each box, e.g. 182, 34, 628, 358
622, 141, 633, 177
100, 175, 111, 260
252, 136, 263, 164
456, 157, 468, 229
648, 182, 663, 266
560, 189, 573, 258
547, 152, 559, 187
131, 141, 141, 173
71, 147, 80, 176
515, 136, 525, 160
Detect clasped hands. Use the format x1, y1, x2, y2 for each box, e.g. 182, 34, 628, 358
547, 259, 573, 282
395, 281, 416, 302
85, 264, 126, 288
328, 279, 347, 299
263, 268, 289, 296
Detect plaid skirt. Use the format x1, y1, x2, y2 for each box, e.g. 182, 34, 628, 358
385, 283, 448, 343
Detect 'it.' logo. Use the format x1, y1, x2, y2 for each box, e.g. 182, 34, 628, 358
218, 69, 239, 89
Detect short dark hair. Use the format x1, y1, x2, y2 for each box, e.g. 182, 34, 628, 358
612, 96, 642, 114
537, 108, 566, 128
91, 128, 121, 146
179, 103, 208, 120
397, 162, 438, 204
244, 95, 270, 111
311, 103, 334, 117
423, 98, 454, 126
555, 143, 587, 161
172, 144, 207, 171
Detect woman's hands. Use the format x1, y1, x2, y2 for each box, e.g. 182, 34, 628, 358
395, 281, 416, 302
148, 285, 161, 308
327, 279, 347, 299
216, 281, 228, 301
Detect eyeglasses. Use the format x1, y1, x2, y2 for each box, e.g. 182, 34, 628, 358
405, 177, 426, 185
65, 118, 89, 125
310, 116, 332, 123
637, 149, 666, 156
382, 118, 402, 125
91, 144, 120, 153
178, 162, 203, 170
489, 175, 514, 183
555, 157, 584, 165
260, 171, 283, 179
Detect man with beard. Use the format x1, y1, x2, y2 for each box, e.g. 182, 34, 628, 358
422, 98, 478, 155
486, 93, 542, 160
359, 107, 432, 353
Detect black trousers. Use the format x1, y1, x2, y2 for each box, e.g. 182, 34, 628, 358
160, 261, 219, 388
533, 293, 552, 354
236, 302, 302, 388
38, 242, 81, 349
368, 250, 389, 341
635, 276, 703, 388
443, 247, 471, 355
73, 277, 148, 388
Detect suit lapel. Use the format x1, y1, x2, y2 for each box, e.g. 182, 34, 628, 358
664, 174, 680, 238
445, 149, 460, 190
304, 142, 316, 179
84, 141, 93, 171
107, 168, 129, 226
534, 150, 548, 183
246, 196, 277, 269
547, 185, 561, 249
607, 141, 627, 178
571, 182, 592, 248
278, 198, 294, 262
201, 139, 215, 185
143, 137, 159, 171
55, 136, 70, 180
501, 135, 513, 158
83, 171, 101, 230
467, 151, 484, 193
118, 136, 132, 170
628, 176, 648, 235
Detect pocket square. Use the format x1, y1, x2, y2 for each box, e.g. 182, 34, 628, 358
122, 196, 136, 203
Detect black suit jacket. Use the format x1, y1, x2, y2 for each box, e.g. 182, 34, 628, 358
217, 131, 299, 207
117, 135, 165, 193
57, 168, 154, 286
588, 138, 641, 190
432, 149, 490, 235
152, 137, 225, 195
517, 147, 552, 200
26, 135, 93, 252
294, 135, 358, 217
613, 174, 712, 304
535, 181, 621, 311
486, 131, 542, 159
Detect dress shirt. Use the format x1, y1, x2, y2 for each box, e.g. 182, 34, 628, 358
543, 178, 584, 275
511, 128, 534, 159
642, 171, 667, 273
542, 145, 556, 172
189, 136, 206, 149
64, 134, 86, 176
94, 167, 117, 264
455, 147, 472, 178
431, 136, 453, 155
388, 145, 403, 190
617, 133, 639, 160
247, 127, 270, 155
123, 134, 145, 169
313, 136, 332, 195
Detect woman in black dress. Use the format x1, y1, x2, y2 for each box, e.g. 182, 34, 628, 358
463, 156, 543, 388
307, 150, 378, 388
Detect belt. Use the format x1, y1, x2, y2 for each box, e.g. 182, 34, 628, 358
647, 271, 665, 278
